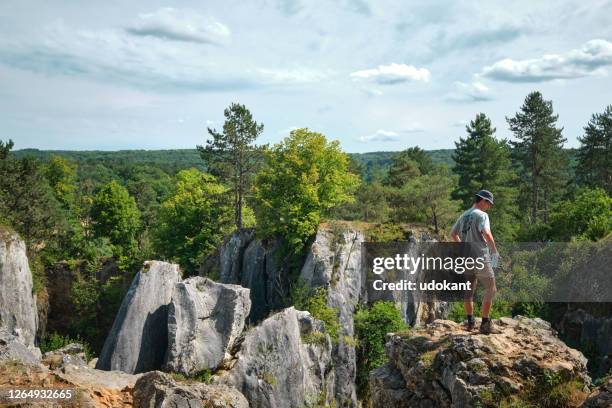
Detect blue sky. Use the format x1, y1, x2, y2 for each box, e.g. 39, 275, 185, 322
1, 0, 611, 152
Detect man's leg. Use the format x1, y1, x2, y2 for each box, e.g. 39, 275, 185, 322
478, 265, 500, 334
480, 276, 497, 318
463, 275, 477, 330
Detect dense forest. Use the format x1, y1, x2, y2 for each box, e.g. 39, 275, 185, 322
1, 93, 611, 390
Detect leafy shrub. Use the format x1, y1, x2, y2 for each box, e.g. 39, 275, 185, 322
354, 301, 408, 400
293, 285, 340, 344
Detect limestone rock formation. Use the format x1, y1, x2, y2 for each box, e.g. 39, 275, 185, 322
581, 377, 612, 408
0, 228, 38, 347
0, 328, 41, 365
134, 371, 248, 408
201, 229, 289, 323
164, 276, 251, 375
96, 261, 181, 374
300, 224, 364, 406
217, 307, 334, 408
557, 307, 612, 377
370, 317, 591, 408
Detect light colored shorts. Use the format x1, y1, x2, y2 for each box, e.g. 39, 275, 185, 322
474, 262, 494, 279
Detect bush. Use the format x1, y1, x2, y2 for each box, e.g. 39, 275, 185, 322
293, 285, 340, 344
354, 301, 408, 400
40, 332, 94, 362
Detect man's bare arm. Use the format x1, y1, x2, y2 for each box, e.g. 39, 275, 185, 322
451, 233, 461, 242
482, 229, 498, 254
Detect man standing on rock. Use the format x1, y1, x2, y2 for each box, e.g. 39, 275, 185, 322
450, 189, 500, 335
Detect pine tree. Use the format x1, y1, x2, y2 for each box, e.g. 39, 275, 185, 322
507, 92, 568, 224
452, 113, 519, 240
576, 105, 612, 194
197, 103, 265, 229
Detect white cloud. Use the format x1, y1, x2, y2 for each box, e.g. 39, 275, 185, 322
126, 8, 230, 45
446, 81, 492, 102
360, 129, 399, 142
350, 63, 431, 84
452, 120, 468, 127
481, 39, 612, 82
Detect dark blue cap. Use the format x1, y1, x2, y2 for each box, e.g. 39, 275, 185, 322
475, 189, 494, 205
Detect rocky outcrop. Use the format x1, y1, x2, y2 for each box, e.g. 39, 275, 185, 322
134, 371, 248, 408
0, 328, 41, 365
201, 229, 291, 323
300, 224, 364, 406
42, 342, 87, 370
581, 377, 612, 408
370, 317, 591, 408
217, 307, 334, 408
96, 261, 181, 374
0, 228, 38, 347
556, 307, 612, 378
164, 277, 251, 376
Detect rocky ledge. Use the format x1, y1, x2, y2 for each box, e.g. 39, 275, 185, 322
370, 317, 592, 408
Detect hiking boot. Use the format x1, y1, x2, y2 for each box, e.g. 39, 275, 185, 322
464, 319, 476, 331
479, 319, 501, 335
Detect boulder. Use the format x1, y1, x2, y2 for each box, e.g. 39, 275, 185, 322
164, 277, 251, 375
370, 317, 591, 407
56, 364, 143, 407
0, 228, 38, 347
0, 328, 41, 365
42, 342, 87, 370
133, 371, 248, 408
96, 261, 181, 374
581, 377, 612, 408
217, 307, 334, 408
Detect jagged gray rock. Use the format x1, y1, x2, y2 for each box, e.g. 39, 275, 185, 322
0, 328, 41, 365
134, 371, 248, 408
300, 224, 364, 406
201, 229, 289, 323
96, 261, 181, 374
217, 307, 334, 408
0, 228, 38, 347
164, 277, 251, 376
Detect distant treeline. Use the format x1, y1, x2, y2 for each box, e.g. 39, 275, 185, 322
10, 147, 577, 182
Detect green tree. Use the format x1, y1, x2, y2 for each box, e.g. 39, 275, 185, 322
507, 91, 568, 223
452, 113, 519, 240
386, 166, 459, 234
549, 188, 612, 241
153, 169, 232, 275
400, 146, 434, 175
0, 157, 62, 244
44, 155, 78, 210
354, 301, 407, 399
197, 103, 265, 229
253, 128, 359, 253
90, 181, 141, 258
383, 154, 421, 188
576, 105, 612, 194
0, 139, 13, 160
